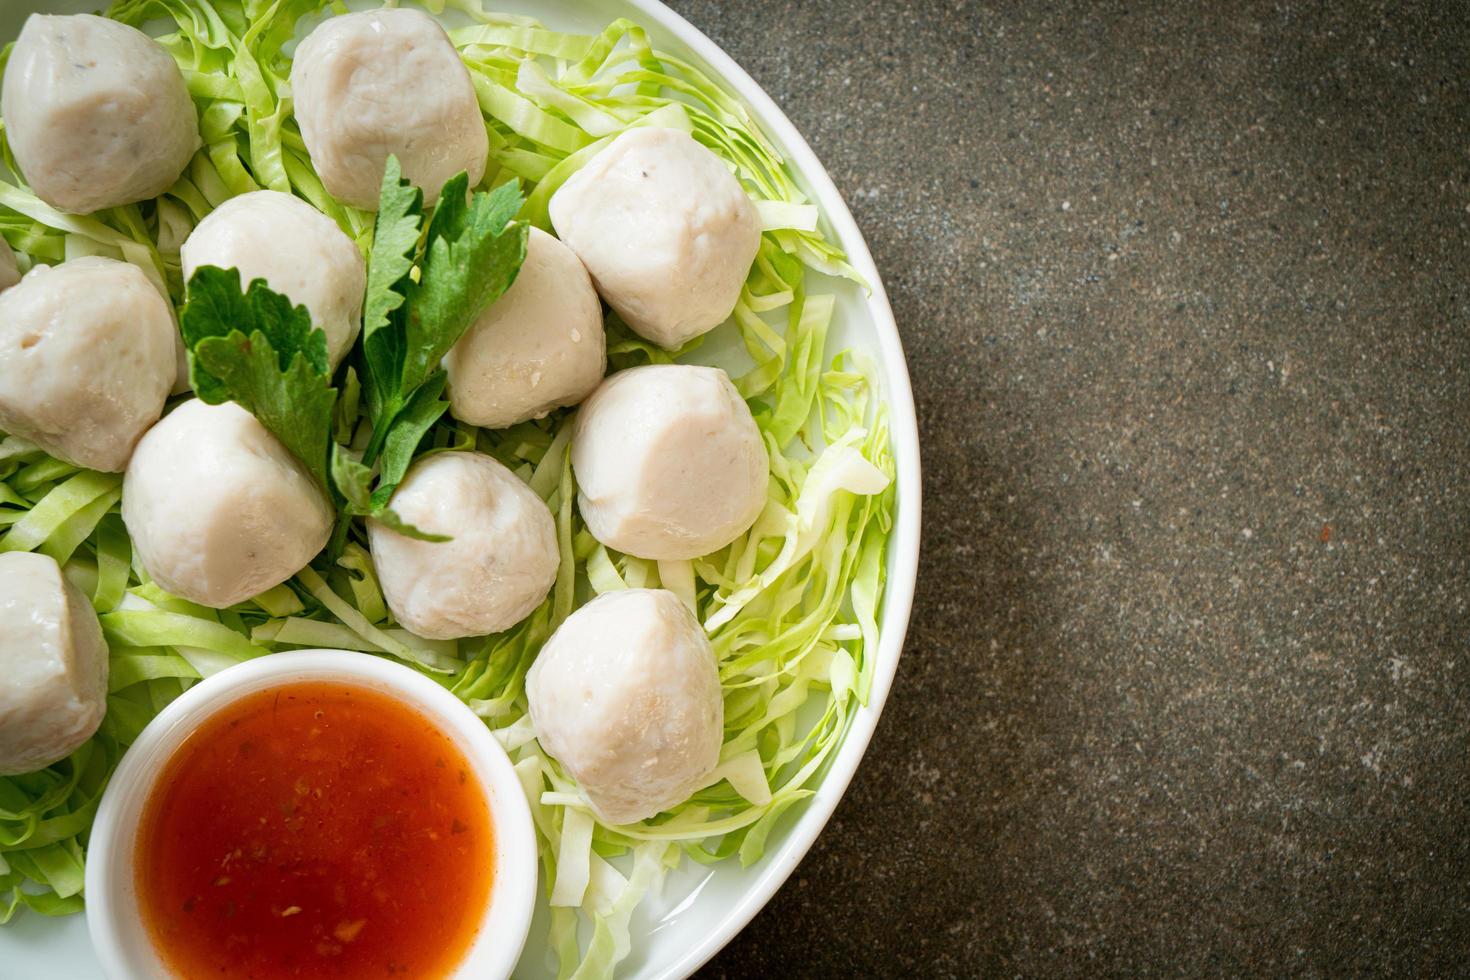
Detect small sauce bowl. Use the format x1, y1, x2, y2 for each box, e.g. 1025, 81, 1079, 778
85, 649, 536, 980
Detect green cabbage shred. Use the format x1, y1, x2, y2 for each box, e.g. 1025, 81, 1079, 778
0, 3, 894, 976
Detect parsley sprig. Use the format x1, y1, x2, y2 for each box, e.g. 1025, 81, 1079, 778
180, 156, 529, 554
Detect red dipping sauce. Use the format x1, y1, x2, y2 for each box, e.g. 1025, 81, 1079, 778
135, 682, 494, 979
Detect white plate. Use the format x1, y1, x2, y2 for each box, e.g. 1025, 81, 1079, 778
0, 1, 922, 977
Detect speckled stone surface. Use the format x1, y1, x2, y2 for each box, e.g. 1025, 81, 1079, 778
668, 1, 1470, 975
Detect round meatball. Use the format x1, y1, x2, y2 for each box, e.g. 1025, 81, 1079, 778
571, 365, 768, 560
122, 400, 333, 608
0, 552, 108, 775
1, 14, 199, 214
0, 257, 177, 472
527, 588, 723, 825
369, 451, 558, 640
549, 128, 761, 349
290, 9, 488, 209
0, 243, 19, 292
444, 227, 605, 429
182, 191, 366, 368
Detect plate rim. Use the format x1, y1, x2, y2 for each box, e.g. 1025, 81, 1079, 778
0, 1, 924, 976
612, 2, 923, 977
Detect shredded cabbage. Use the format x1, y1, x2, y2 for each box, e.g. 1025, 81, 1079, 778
0, 3, 896, 976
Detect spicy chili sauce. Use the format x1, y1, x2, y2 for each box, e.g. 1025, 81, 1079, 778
135, 682, 494, 979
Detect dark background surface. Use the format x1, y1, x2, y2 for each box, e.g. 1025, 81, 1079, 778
667, 1, 1470, 976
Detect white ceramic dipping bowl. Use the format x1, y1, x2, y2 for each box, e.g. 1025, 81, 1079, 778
84, 649, 536, 980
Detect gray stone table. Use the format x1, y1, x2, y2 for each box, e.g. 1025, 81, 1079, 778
668, 1, 1470, 975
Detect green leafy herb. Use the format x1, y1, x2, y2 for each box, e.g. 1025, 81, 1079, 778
359, 159, 528, 466
180, 266, 336, 489
180, 266, 437, 545
359, 158, 422, 427
377, 372, 452, 496
329, 442, 448, 543
332, 366, 361, 445
404, 172, 527, 393
329, 446, 375, 515
183, 159, 528, 554
327, 156, 528, 553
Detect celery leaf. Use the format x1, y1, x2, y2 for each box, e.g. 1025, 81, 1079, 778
181, 266, 336, 490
